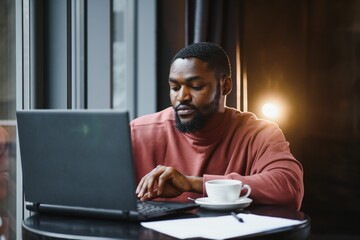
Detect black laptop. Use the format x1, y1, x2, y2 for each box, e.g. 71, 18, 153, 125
17, 110, 198, 221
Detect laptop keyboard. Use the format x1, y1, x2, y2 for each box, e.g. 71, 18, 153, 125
137, 201, 173, 215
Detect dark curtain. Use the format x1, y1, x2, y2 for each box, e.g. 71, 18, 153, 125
185, 0, 245, 110
156, 0, 246, 111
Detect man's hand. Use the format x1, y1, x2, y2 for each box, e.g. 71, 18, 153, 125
135, 165, 203, 201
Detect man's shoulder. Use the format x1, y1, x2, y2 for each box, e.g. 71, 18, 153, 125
226, 107, 280, 131
226, 107, 259, 125
130, 107, 174, 128
225, 108, 286, 143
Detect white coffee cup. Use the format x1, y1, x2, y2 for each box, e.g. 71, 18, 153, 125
205, 179, 251, 203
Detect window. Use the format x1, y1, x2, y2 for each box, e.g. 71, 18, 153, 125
7, 0, 156, 238
0, 0, 17, 239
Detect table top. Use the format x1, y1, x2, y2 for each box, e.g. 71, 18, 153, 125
22, 205, 310, 240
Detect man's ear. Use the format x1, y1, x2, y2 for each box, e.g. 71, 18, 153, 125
222, 77, 232, 96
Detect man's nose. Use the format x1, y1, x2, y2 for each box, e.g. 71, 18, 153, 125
176, 86, 191, 102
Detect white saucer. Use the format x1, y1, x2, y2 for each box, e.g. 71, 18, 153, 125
195, 197, 252, 210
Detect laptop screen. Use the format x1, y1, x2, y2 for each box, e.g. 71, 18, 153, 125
17, 110, 138, 213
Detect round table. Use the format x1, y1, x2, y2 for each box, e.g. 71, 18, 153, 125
22, 205, 310, 240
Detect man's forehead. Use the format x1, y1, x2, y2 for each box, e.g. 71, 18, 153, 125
171, 57, 206, 65
170, 58, 210, 74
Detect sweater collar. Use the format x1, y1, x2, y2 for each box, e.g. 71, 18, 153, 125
181, 107, 232, 142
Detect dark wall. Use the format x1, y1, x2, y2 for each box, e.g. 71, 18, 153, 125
243, 0, 308, 153
157, 0, 243, 110
242, 0, 360, 235
157, 0, 360, 235
302, 0, 360, 234
157, 0, 186, 110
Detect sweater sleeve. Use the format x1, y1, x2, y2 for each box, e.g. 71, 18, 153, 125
204, 124, 304, 210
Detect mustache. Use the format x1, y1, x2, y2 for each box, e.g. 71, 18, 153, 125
174, 104, 199, 111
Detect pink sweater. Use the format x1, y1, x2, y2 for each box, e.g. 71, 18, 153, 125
130, 107, 304, 210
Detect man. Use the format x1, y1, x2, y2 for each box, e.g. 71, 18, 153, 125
131, 42, 304, 210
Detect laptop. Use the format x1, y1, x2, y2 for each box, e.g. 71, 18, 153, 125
17, 109, 199, 221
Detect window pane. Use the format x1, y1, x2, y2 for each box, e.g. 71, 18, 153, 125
0, 0, 16, 119
112, 0, 135, 119
112, 0, 127, 110
0, 0, 17, 239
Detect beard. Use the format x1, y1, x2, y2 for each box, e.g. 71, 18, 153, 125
174, 83, 221, 133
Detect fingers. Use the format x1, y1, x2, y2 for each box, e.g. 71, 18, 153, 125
135, 165, 191, 200
139, 188, 161, 201
135, 172, 147, 194
136, 165, 165, 199
157, 167, 176, 195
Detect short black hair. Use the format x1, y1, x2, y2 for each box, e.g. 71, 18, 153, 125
171, 42, 231, 80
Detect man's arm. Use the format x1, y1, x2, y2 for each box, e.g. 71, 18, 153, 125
136, 165, 203, 201
204, 164, 304, 210
204, 124, 304, 210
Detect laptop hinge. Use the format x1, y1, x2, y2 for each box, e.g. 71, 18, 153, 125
25, 203, 140, 221
26, 202, 40, 212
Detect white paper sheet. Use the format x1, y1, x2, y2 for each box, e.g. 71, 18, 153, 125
141, 213, 306, 240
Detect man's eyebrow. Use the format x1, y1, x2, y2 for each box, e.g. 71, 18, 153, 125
168, 76, 201, 82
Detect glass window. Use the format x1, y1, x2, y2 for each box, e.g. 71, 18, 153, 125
0, 1, 16, 120
112, 0, 136, 119
112, 0, 127, 111
0, 0, 17, 239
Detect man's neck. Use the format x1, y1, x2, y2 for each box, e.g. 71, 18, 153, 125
199, 110, 227, 132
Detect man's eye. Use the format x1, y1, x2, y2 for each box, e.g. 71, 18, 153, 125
191, 85, 204, 91
170, 85, 180, 91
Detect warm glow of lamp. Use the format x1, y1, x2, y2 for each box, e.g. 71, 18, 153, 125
262, 102, 281, 120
